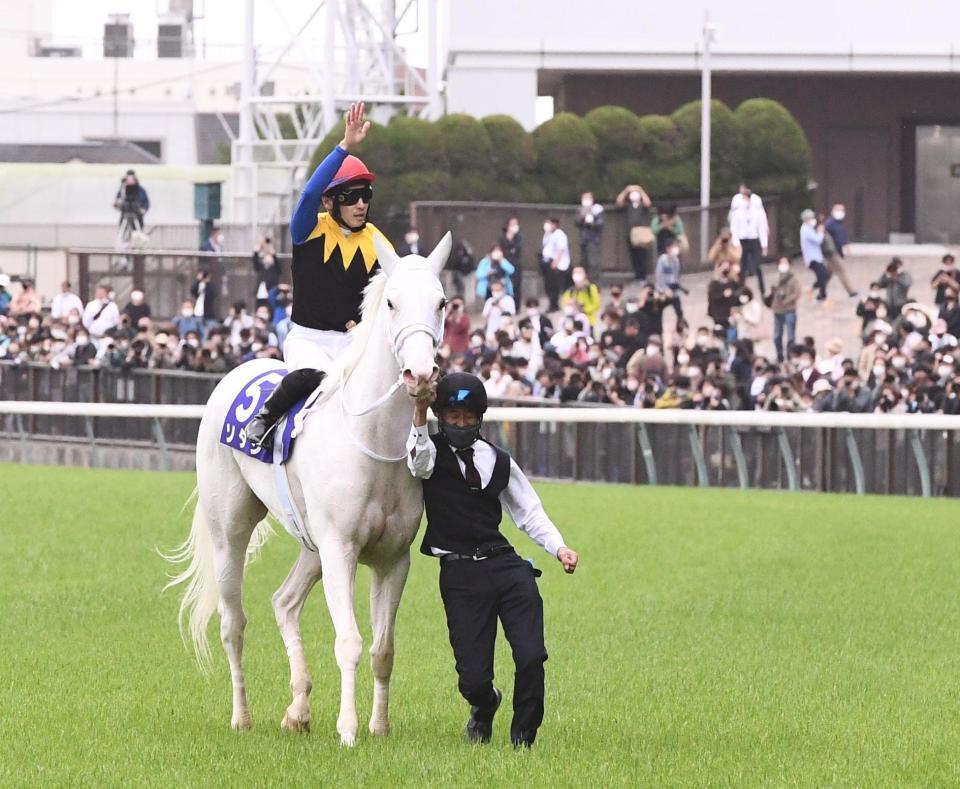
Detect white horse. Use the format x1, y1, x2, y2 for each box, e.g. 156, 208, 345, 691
166, 233, 450, 745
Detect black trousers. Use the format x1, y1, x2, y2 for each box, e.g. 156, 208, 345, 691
540, 262, 570, 311
628, 241, 649, 280
439, 552, 548, 742
739, 237, 765, 295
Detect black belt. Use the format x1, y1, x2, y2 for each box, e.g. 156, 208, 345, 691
439, 545, 514, 563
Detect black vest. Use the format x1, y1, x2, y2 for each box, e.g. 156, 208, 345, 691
420, 434, 512, 557
291, 224, 380, 332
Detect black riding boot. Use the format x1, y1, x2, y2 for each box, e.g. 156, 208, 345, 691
243, 368, 326, 452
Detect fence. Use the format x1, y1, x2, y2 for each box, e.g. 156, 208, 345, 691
2, 362, 958, 497
67, 249, 292, 320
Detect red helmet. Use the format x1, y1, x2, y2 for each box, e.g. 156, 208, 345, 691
323, 155, 376, 194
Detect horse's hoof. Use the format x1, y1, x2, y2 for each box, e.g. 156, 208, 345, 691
231, 711, 253, 731
281, 712, 310, 734
339, 731, 357, 747
369, 720, 390, 737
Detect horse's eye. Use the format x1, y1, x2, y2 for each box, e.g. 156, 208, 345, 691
386, 299, 395, 310
438, 298, 448, 311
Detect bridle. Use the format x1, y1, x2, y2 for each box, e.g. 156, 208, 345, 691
339, 303, 445, 463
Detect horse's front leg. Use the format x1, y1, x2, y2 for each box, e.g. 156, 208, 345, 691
319, 538, 362, 746
368, 552, 411, 736
273, 546, 323, 733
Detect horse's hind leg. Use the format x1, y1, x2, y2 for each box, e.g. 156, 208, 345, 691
368, 553, 411, 736
207, 488, 266, 730
272, 546, 322, 733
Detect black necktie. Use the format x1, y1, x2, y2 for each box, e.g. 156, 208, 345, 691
456, 447, 482, 491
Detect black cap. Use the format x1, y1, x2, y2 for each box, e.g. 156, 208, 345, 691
433, 372, 488, 416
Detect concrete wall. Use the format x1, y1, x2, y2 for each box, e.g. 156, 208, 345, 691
556, 73, 960, 241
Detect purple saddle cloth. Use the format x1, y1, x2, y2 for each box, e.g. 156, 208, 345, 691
219, 368, 309, 464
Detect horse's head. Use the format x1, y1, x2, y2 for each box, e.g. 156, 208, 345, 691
373, 231, 451, 398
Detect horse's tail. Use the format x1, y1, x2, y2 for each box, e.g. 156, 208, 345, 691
162, 487, 219, 672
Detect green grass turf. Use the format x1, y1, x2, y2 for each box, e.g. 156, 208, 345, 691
2, 465, 960, 787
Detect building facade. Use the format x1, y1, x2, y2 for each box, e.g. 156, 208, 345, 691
444, 0, 960, 242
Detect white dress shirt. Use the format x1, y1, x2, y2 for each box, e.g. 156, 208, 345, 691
81, 298, 120, 338
728, 193, 769, 249
541, 228, 571, 272
51, 292, 83, 320
406, 426, 566, 557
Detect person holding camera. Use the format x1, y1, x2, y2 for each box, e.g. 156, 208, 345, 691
878, 257, 912, 317
113, 170, 150, 231
253, 235, 280, 308
708, 227, 742, 269
476, 244, 516, 301
654, 238, 687, 331
482, 278, 516, 341
444, 295, 471, 355
616, 184, 654, 280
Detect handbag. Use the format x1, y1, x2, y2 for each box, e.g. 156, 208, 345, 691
629, 226, 654, 248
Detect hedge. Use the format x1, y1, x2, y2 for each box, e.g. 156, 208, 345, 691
307, 99, 811, 234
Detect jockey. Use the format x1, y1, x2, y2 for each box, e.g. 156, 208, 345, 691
245, 102, 392, 451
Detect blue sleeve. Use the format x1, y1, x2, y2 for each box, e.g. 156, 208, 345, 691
291, 145, 348, 245
139, 187, 150, 211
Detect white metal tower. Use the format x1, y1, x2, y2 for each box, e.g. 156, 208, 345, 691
232, 0, 442, 243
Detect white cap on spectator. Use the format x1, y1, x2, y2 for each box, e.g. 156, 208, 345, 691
0, 274, 9, 288
812, 379, 833, 395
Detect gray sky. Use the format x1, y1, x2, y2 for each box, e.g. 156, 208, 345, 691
50, 0, 428, 65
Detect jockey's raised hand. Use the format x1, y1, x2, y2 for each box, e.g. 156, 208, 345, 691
339, 102, 371, 151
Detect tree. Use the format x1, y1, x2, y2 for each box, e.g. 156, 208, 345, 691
482, 114, 537, 184
533, 112, 598, 203
734, 98, 811, 193
670, 99, 744, 196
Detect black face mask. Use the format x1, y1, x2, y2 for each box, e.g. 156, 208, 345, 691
439, 418, 482, 450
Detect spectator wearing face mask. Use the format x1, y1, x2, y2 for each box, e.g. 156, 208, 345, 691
200, 226, 225, 253
498, 217, 524, 303
397, 227, 422, 256
654, 238, 686, 330
561, 266, 601, 328
728, 184, 769, 294
82, 284, 120, 341
940, 291, 960, 337
70, 330, 98, 366
482, 279, 515, 341
765, 257, 801, 363
820, 208, 858, 298
476, 245, 516, 301
878, 257, 912, 316
253, 236, 280, 307
540, 218, 570, 312
615, 184, 654, 280
443, 296, 471, 355
574, 191, 604, 277
172, 300, 205, 338
9, 278, 41, 319
931, 254, 960, 306
800, 209, 830, 301
190, 268, 219, 328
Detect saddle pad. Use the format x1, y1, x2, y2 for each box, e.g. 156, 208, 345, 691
219, 368, 308, 464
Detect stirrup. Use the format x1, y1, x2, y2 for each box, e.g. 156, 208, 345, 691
243, 416, 280, 453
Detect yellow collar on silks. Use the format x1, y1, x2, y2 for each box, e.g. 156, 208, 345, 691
308, 212, 389, 272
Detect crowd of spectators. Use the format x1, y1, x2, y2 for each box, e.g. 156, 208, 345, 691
2, 193, 959, 414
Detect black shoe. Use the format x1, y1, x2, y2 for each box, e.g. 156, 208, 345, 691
511, 728, 537, 749
243, 409, 281, 453
464, 687, 502, 744
242, 368, 326, 453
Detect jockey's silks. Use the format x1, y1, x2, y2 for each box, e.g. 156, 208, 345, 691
291, 212, 393, 332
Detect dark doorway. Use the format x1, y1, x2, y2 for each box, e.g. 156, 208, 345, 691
826, 128, 889, 242
915, 124, 960, 243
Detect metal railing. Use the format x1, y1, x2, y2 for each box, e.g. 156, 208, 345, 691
2, 370, 959, 496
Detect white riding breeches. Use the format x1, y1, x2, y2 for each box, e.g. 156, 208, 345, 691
282, 322, 353, 371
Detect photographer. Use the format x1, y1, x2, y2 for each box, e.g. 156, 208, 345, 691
878, 257, 912, 317
190, 268, 219, 329
252, 236, 280, 307
442, 295, 471, 355
482, 278, 515, 341
708, 227, 742, 268
113, 170, 150, 231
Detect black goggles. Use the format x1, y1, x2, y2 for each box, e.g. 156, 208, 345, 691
335, 184, 373, 206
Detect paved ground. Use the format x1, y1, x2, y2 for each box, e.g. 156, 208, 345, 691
604, 243, 958, 360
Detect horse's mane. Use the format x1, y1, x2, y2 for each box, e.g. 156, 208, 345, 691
336, 269, 388, 378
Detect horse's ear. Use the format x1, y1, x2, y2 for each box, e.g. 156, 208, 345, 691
426, 232, 452, 276
374, 231, 400, 277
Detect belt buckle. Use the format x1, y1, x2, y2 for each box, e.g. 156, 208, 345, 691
471, 549, 486, 561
